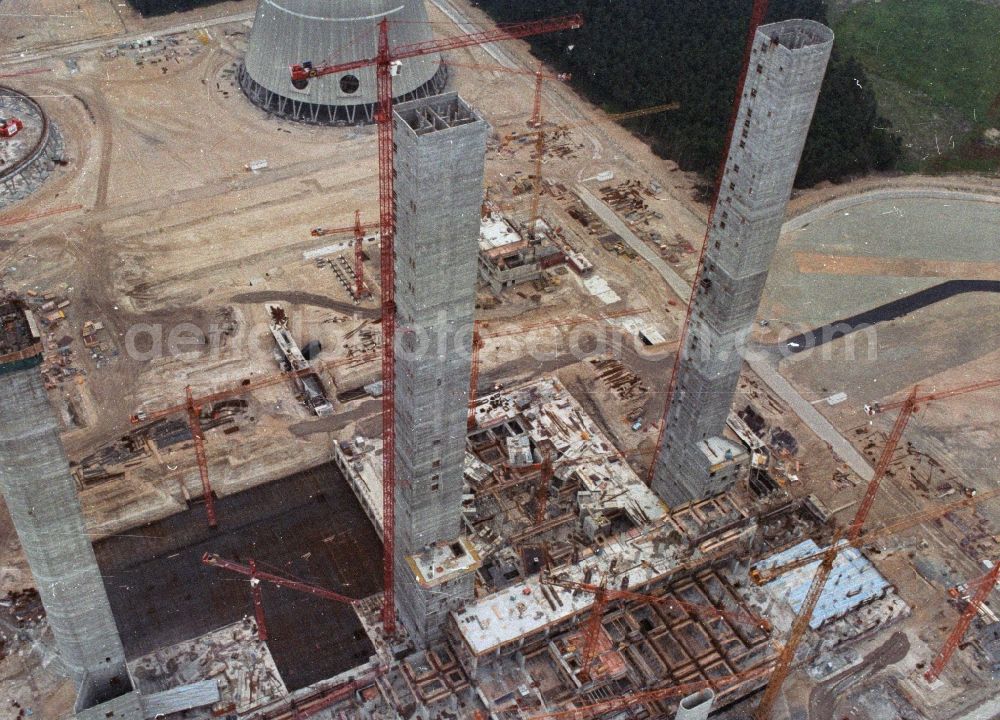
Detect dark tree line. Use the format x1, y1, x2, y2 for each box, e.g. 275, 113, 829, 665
475, 0, 900, 187
127, 0, 249, 17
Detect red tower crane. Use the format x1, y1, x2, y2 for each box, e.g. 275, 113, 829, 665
534, 448, 554, 526
134, 369, 318, 527
310, 216, 378, 238
290, 13, 583, 635
442, 60, 569, 129
309, 211, 378, 299
543, 574, 771, 681
446, 59, 570, 229
353, 209, 369, 299
750, 484, 1000, 586
500, 100, 679, 231
865, 376, 1000, 416
756, 378, 1000, 718
132, 353, 375, 528
925, 559, 1000, 682
644, 0, 771, 487
202, 552, 359, 643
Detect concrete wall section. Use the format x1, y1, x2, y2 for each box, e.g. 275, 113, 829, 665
653, 19, 833, 506
240, 0, 445, 123
675, 688, 715, 720
392, 92, 489, 556
74, 691, 143, 720
391, 92, 489, 645
0, 366, 130, 707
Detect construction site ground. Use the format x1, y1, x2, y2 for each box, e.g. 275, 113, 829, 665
752, 189, 1000, 718
95, 461, 382, 692
0, 0, 694, 540
0, 1, 999, 719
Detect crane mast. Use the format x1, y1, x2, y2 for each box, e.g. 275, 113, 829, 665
534, 449, 553, 525
373, 18, 398, 634
758, 375, 999, 716
644, 0, 771, 487
754, 544, 838, 719
925, 560, 1000, 682
847, 386, 917, 542
353, 209, 368, 299
290, 13, 582, 636
186, 385, 217, 527
751, 484, 1000, 585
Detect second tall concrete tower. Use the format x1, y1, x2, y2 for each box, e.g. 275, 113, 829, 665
653, 20, 834, 506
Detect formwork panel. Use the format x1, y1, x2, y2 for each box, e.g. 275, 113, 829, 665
675, 621, 715, 661
651, 631, 692, 671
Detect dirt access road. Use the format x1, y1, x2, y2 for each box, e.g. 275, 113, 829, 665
808, 632, 910, 720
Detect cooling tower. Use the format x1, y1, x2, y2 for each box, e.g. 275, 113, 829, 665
240, 0, 448, 124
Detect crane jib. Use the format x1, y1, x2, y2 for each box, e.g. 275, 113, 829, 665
289, 14, 583, 80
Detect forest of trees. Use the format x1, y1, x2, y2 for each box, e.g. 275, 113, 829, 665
128, 0, 249, 17
475, 0, 901, 188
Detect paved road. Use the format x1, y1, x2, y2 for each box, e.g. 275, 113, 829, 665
745, 352, 875, 481
586, 179, 880, 481
427, 0, 519, 70
575, 183, 692, 300
782, 187, 1000, 235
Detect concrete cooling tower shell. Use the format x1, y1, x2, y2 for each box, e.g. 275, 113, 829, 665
240, 0, 447, 124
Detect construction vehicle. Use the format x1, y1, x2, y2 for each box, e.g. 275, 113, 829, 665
290, 12, 583, 634
0, 117, 23, 138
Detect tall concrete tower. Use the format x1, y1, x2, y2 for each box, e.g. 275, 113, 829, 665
391, 93, 488, 645
0, 295, 132, 712
652, 20, 834, 506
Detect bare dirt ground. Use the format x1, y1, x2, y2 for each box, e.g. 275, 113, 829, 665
759, 189, 1000, 715
0, 0, 700, 629
1, 1, 999, 718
